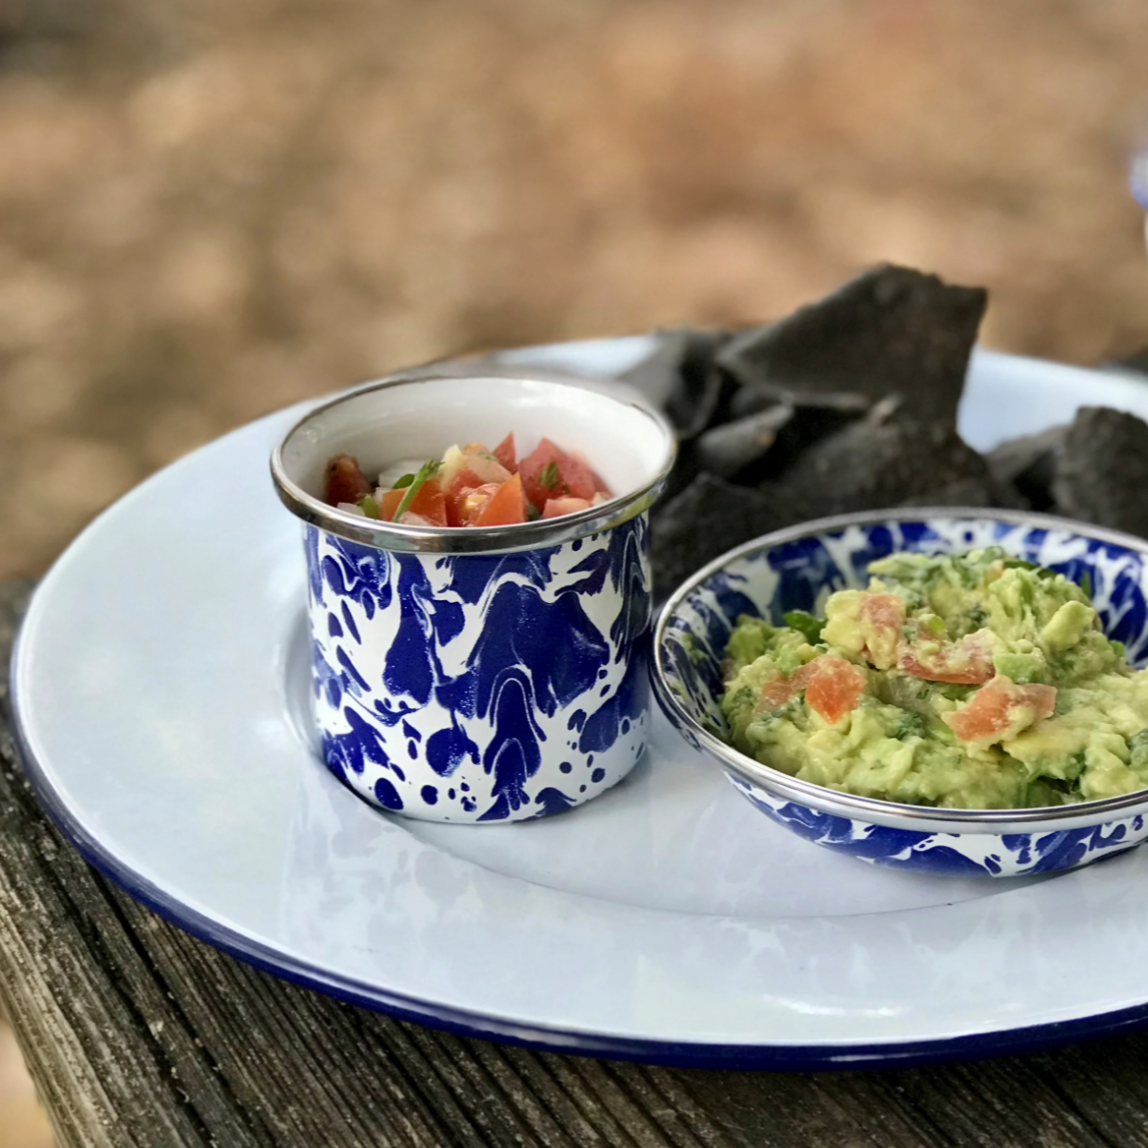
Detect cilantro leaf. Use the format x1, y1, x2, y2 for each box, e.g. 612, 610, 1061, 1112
783, 610, 825, 644
394, 459, 441, 520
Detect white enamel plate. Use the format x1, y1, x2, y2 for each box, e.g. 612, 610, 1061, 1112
14, 339, 1148, 1067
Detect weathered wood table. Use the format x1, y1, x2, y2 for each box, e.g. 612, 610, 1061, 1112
5, 579, 1148, 1148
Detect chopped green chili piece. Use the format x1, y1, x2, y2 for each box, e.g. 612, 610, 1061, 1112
356, 495, 380, 519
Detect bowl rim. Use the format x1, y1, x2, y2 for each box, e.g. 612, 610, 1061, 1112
270, 372, 677, 555
652, 506, 1148, 833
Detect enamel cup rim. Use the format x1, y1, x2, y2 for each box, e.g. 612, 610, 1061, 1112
270, 373, 677, 555
652, 507, 1148, 836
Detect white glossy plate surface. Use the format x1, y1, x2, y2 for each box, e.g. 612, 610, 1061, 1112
13, 339, 1148, 1067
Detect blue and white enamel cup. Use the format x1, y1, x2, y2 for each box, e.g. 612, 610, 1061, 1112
272, 375, 675, 824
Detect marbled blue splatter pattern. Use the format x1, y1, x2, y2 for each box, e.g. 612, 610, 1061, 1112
307, 515, 651, 822
656, 514, 1148, 877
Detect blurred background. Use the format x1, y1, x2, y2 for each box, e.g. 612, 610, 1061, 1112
2, 0, 1148, 1141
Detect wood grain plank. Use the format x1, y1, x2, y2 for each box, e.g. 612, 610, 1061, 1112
5, 575, 1148, 1148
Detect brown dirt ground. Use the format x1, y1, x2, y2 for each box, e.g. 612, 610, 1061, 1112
3, 0, 1148, 1139
2, 0, 1148, 579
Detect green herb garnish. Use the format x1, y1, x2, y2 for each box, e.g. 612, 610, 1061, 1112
539, 460, 560, 489
783, 610, 825, 645
1005, 558, 1055, 581
357, 495, 380, 519
393, 473, 415, 489
892, 711, 928, 741
394, 459, 441, 520
526, 503, 541, 521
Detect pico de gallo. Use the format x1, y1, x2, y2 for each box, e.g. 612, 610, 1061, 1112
720, 547, 1148, 809
322, 434, 611, 527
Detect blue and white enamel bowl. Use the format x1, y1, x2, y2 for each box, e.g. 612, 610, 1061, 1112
272, 375, 675, 823
653, 509, 1148, 877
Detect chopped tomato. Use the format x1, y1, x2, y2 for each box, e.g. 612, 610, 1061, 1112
520, 438, 606, 509
859, 593, 905, 670
379, 489, 404, 521
942, 678, 1057, 742
454, 483, 501, 526
755, 661, 819, 713
557, 450, 605, 501
860, 593, 904, 628
325, 454, 372, 505
542, 496, 593, 518
900, 631, 995, 684
755, 663, 813, 713
753, 656, 865, 724
472, 472, 527, 527
444, 468, 486, 526
519, 438, 568, 508
398, 478, 447, 526
756, 673, 797, 712
803, 656, 868, 724
493, 433, 517, 473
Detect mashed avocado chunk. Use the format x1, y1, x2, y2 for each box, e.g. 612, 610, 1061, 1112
720, 547, 1148, 808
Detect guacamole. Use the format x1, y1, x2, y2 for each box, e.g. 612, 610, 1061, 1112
720, 547, 1148, 808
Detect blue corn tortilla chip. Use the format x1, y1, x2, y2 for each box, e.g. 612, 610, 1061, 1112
651, 473, 789, 600
619, 327, 732, 440
716, 264, 986, 426
986, 425, 1066, 512
1053, 407, 1148, 537
775, 411, 1019, 520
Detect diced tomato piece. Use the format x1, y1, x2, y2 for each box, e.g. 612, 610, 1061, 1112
859, 593, 905, 669
553, 451, 602, 501
519, 438, 567, 509
398, 478, 447, 526
567, 449, 609, 495
753, 656, 865, 723
453, 482, 501, 526
380, 489, 404, 521
756, 674, 795, 712
803, 656, 868, 724
445, 468, 486, 526
473, 473, 527, 527
860, 594, 904, 627
942, 678, 1057, 742
755, 662, 815, 713
542, 497, 593, 519
493, 433, 517, 474
520, 438, 610, 510
325, 454, 372, 506
900, 631, 995, 685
